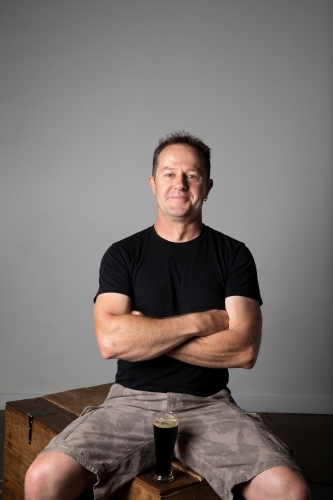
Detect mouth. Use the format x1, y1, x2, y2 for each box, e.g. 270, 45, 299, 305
168, 195, 190, 201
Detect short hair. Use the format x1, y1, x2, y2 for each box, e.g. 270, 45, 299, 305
152, 131, 211, 179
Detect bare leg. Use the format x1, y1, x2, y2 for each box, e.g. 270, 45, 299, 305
233, 466, 310, 500
25, 452, 96, 500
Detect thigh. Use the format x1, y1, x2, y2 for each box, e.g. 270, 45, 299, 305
44, 403, 154, 467
41, 385, 167, 498
174, 392, 301, 500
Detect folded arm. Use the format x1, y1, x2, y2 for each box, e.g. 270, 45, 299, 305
167, 296, 262, 369
94, 292, 229, 362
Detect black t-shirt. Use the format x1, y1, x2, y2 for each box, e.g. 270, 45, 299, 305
95, 225, 262, 397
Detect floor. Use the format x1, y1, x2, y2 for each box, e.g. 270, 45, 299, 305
0, 410, 332, 499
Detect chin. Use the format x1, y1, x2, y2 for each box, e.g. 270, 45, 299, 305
170, 211, 195, 220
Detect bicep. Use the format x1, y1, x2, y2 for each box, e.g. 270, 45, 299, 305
94, 292, 132, 320
225, 296, 262, 338
225, 296, 262, 367
94, 293, 132, 359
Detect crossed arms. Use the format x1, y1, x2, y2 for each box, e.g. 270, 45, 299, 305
94, 293, 262, 369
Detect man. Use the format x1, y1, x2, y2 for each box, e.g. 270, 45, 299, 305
25, 132, 309, 500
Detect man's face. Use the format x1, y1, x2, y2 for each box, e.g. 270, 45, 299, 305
148, 144, 213, 223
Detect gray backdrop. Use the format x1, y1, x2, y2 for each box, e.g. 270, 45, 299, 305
1, 0, 332, 412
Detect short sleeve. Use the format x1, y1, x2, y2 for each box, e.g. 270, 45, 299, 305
94, 244, 133, 302
225, 244, 262, 305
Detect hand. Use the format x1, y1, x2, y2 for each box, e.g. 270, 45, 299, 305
130, 310, 144, 316
201, 309, 229, 335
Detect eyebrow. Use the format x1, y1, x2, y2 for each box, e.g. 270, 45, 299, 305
160, 166, 202, 173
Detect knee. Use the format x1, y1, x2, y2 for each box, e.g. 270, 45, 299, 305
237, 466, 311, 500
289, 473, 311, 500
25, 460, 42, 494
24, 451, 96, 500
270, 467, 310, 500
24, 455, 53, 499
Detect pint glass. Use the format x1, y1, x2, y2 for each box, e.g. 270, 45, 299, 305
153, 412, 179, 482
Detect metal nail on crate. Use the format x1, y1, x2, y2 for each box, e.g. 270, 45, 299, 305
27, 411, 56, 444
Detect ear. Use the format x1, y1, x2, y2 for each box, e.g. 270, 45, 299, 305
148, 176, 156, 195
205, 178, 213, 198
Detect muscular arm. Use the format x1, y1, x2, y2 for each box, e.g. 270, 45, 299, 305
167, 296, 262, 369
94, 292, 229, 361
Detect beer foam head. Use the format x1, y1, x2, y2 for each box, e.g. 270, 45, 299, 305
153, 413, 178, 428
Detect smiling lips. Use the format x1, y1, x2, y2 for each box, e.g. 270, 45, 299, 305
168, 194, 190, 201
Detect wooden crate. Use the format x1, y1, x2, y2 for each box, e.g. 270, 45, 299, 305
2, 384, 111, 500
3, 384, 221, 500
113, 460, 221, 500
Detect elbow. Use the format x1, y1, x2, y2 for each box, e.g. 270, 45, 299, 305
243, 358, 256, 370
99, 342, 115, 360
242, 328, 261, 369
95, 328, 117, 360
96, 327, 135, 361
242, 345, 259, 369
99, 345, 114, 360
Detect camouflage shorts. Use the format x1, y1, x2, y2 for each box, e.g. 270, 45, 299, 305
42, 383, 301, 500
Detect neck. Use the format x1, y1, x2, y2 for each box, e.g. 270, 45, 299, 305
154, 219, 203, 242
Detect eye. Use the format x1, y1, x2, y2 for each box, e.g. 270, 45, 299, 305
187, 174, 200, 181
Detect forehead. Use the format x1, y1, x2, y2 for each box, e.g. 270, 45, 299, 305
157, 144, 205, 171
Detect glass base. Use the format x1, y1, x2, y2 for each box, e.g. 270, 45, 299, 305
153, 472, 174, 482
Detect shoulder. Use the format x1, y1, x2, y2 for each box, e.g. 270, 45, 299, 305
204, 226, 246, 252
206, 228, 263, 304
204, 226, 258, 269
113, 227, 151, 249
102, 227, 152, 258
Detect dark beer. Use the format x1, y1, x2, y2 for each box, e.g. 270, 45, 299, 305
153, 412, 179, 482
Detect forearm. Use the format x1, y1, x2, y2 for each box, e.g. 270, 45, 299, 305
168, 324, 261, 369
95, 309, 229, 362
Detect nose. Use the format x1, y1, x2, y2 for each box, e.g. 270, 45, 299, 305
174, 173, 188, 190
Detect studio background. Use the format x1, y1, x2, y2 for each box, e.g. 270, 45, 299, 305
1, 0, 332, 412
